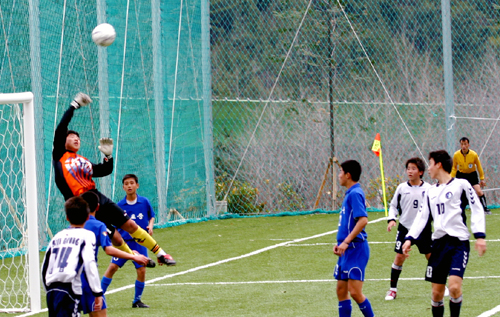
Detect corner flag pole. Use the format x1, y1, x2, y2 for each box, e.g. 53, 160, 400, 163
371, 133, 388, 216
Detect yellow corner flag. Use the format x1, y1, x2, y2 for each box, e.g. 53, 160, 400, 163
372, 133, 388, 216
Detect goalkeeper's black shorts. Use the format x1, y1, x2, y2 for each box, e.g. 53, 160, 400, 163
90, 189, 130, 236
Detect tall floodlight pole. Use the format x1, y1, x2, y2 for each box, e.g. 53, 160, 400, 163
442, 0, 455, 153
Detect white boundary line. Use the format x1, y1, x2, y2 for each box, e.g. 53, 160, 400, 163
148, 275, 500, 287
18, 216, 387, 316
478, 306, 500, 317
289, 239, 500, 247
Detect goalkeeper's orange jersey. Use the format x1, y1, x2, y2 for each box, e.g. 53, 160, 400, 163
451, 149, 485, 180
52, 106, 113, 200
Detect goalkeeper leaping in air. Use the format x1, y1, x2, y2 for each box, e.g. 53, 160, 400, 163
52, 92, 176, 266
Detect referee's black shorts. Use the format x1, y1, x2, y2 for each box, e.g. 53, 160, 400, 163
456, 171, 479, 186
90, 189, 130, 236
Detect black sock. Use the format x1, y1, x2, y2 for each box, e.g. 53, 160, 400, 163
432, 300, 444, 317
450, 296, 462, 317
479, 195, 488, 211
390, 263, 403, 288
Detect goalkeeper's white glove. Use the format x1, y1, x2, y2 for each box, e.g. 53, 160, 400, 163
98, 137, 113, 158
70, 92, 92, 109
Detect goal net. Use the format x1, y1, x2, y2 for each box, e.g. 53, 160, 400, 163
0, 93, 40, 313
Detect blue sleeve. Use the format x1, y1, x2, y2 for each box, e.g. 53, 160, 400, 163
147, 199, 155, 219
98, 224, 113, 250
351, 191, 368, 219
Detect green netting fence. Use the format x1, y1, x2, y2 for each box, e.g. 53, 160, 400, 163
1, 0, 213, 249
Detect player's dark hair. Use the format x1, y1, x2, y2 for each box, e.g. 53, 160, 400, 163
428, 150, 452, 173
64, 196, 90, 225
459, 137, 469, 143
405, 157, 426, 178
80, 191, 100, 213
67, 130, 80, 138
122, 174, 139, 184
340, 160, 362, 182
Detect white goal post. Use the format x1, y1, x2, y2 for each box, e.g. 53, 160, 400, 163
0, 92, 41, 313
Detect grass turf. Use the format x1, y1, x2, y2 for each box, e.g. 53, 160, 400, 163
8, 210, 500, 316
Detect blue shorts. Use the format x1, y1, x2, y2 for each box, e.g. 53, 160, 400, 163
80, 274, 107, 314
334, 240, 370, 281
111, 239, 148, 269
46, 283, 81, 317
425, 235, 470, 284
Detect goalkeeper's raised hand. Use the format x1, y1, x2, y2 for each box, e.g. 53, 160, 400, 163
98, 138, 113, 158
70, 92, 92, 109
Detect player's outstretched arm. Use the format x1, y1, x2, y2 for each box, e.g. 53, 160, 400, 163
104, 246, 149, 266
70, 92, 92, 109
53, 93, 92, 160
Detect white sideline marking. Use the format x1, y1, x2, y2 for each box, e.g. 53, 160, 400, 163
148, 275, 500, 287
478, 306, 500, 317
289, 239, 500, 247
18, 216, 389, 316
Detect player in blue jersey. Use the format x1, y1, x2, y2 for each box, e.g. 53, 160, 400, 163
101, 174, 157, 308
80, 191, 149, 316
334, 160, 375, 317
403, 150, 486, 317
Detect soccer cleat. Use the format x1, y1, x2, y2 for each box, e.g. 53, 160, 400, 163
158, 254, 176, 266
146, 258, 156, 268
444, 286, 450, 297
485, 208, 492, 215
132, 300, 150, 308
385, 290, 397, 301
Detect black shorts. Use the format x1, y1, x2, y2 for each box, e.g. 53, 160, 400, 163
90, 189, 130, 235
395, 223, 432, 255
46, 283, 81, 317
456, 171, 479, 186
425, 235, 470, 284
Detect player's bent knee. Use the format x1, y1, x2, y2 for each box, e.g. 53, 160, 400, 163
394, 254, 406, 266
121, 219, 139, 232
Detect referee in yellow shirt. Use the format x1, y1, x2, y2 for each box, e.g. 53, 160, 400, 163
451, 137, 491, 214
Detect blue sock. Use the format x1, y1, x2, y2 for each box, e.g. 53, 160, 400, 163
358, 298, 375, 317
101, 276, 112, 294
339, 299, 352, 317
134, 280, 145, 304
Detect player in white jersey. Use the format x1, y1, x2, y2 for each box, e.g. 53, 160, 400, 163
402, 150, 486, 317
385, 157, 431, 300
42, 196, 103, 317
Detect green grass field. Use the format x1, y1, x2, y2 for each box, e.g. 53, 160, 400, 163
10, 211, 500, 316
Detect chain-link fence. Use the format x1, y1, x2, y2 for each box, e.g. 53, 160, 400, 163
211, 0, 500, 213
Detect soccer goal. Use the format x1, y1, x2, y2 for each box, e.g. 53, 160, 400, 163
0, 92, 40, 313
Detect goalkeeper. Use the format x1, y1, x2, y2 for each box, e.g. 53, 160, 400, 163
52, 92, 176, 266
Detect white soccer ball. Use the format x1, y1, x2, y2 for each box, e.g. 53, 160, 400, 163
92, 23, 116, 47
